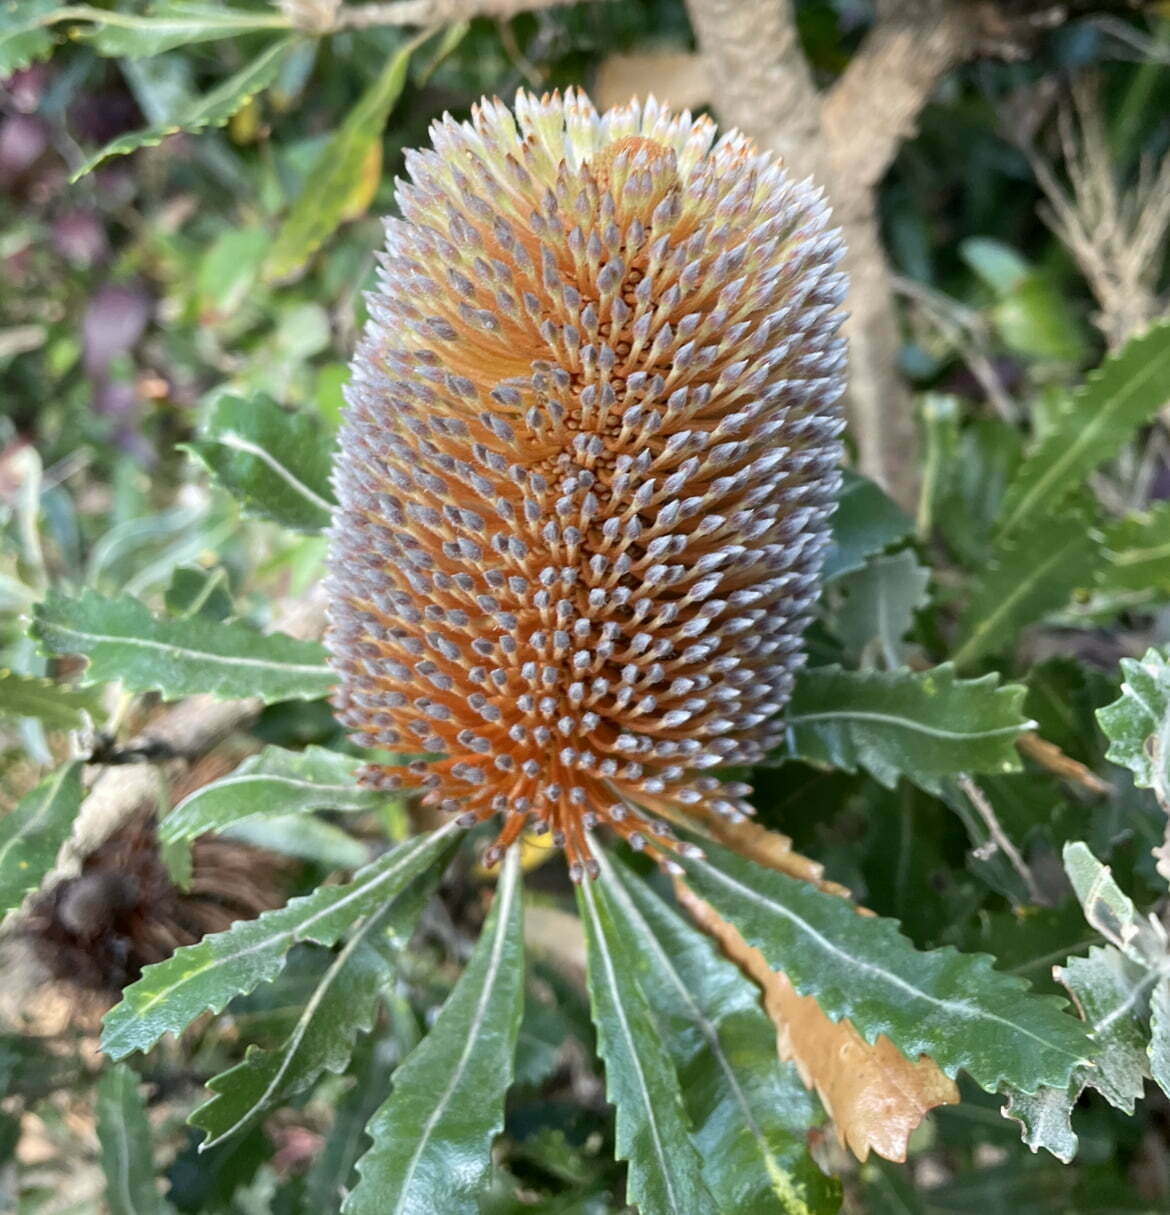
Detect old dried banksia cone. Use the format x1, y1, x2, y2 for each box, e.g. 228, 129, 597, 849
327, 90, 847, 880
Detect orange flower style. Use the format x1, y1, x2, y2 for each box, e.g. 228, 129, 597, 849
326, 90, 847, 879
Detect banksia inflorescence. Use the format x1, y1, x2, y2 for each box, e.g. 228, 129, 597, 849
327, 90, 846, 880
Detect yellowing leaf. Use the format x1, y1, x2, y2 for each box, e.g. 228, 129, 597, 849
676, 883, 958, 1162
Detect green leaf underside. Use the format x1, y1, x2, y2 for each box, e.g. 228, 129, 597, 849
0, 669, 103, 729
1097, 648, 1170, 800
1058, 948, 1150, 1112
96, 1064, 165, 1215
74, 2, 292, 58
0, 761, 84, 918
602, 852, 839, 1215
780, 664, 1031, 794
952, 501, 1099, 668
344, 848, 525, 1215
995, 320, 1170, 538
190, 860, 443, 1149
822, 471, 912, 583
0, 0, 57, 77
679, 839, 1091, 1094
73, 38, 298, 179
220, 813, 368, 867
829, 549, 930, 668
1148, 979, 1170, 1101
32, 589, 334, 704
1005, 943, 1152, 1162
264, 32, 423, 282
101, 824, 460, 1059
576, 871, 718, 1215
184, 394, 336, 532
1061, 842, 1152, 963
1099, 503, 1170, 595
161, 745, 381, 842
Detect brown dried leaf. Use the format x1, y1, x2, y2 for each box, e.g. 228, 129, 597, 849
681, 809, 854, 899
675, 878, 959, 1162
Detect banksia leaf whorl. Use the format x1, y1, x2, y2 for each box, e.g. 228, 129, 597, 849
327, 90, 847, 879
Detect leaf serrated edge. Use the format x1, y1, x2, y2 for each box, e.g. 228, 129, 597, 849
31, 588, 334, 703
601, 852, 822, 1214
194, 903, 392, 1149
996, 320, 1170, 538
101, 823, 459, 1058
680, 844, 1090, 1094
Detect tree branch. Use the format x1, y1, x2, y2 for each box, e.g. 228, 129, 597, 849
332, 0, 595, 28
823, 1, 974, 193
682, 0, 824, 175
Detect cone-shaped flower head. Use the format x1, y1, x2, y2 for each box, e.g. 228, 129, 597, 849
327, 90, 847, 879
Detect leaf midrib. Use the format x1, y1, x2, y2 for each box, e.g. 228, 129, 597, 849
390, 850, 519, 1211
580, 877, 685, 1213
0, 762, 75, 865
209, 426, 334, 517
690, 858, 1087, 1072
41, 618, 332, 677
998, 339, 1170, 537
953, 532, 1090, 668
200, 906, 386, 1148
104, 825, 456, 1055
786, 707, 1026, 743
599, 856, 782, 1186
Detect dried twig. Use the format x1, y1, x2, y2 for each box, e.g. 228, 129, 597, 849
1017, 731, 1114, 798
329, 0, 591, 28
1026, 80, 1170, 350
957, 773, 1045, 905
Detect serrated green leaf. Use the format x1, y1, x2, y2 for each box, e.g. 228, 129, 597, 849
0, 760, 83, 918
160, 746, 381, 843
191, 861, 440, 1149
1148, 977, 1170, 1100
0, 669, 102, 730
164, 566, 233, 621
602, 853, 839, 1215
73, 38, 298, 179
74, 1, 291, 58
96, 1063, 167, 1215
822, 471, 912, 582
678, 838, 1091, 1094
1061, 841, 1162, 965
302, 1031, 388, 1211
995, 321, 1170, 538
220, 813, 368, 868
828, 548, 930, 668
576, 872, 718, 1215
1004, 943, 1152, 1162
1098, 503, 1170, 596
264, 34, 424, 282
779, 664, 1032, 794
951, 500, 1100, 668
345, 848, 525, 1215
1097, 647, 1170, 805
184, 394, 336, 532
101, 824, 459, 1059
1002, 1086, 1079, 1164
32, 589, 334, 704
0, 0, 56, 76
1057, 947, 1150, 1111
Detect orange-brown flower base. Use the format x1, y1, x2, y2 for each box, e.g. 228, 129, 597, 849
327, 91, 846, 880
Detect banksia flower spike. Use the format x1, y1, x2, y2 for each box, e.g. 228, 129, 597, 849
327, 90, 847, 880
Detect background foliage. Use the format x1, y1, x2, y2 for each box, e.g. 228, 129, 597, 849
2, 2, 1170, 1212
